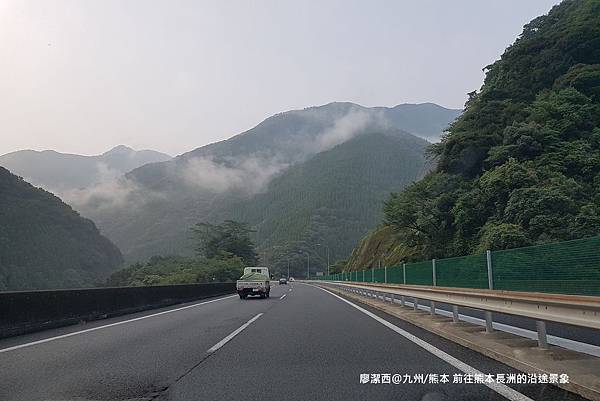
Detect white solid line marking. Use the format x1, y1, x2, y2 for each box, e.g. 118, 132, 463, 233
207, 313, 263, 353
0, 294, 238, 354
311, 285, 533, 401
280, 294, 287, 300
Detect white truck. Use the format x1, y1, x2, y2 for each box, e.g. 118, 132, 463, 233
236, 267, 271, 299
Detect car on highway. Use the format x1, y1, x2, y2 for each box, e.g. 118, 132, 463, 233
279, 277, 287, 284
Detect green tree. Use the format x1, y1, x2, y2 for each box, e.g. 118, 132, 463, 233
191, 220, 259, 266
376, 0, 600, 262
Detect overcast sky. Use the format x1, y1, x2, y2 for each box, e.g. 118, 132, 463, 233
1, 0, 560, 157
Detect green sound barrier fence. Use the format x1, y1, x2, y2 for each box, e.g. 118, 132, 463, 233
316, 235, 600, 296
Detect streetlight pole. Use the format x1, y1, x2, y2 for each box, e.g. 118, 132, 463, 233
306, 252, 310, 279
316, 243, 330, 276
287, 258, 290, 279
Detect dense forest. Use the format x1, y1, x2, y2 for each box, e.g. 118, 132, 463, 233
227, 129, 430, 276
0, 167, 123, 290
348, 0, 600, 269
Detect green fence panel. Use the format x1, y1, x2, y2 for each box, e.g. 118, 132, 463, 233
405, 261, 433, 286
492, 236, 600, 296
386, 265, 404, 284
321, 235, 600, 296
373, 267, 385, 283
436, 253, 488, 289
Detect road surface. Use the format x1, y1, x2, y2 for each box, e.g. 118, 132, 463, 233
0, 283, 586, 401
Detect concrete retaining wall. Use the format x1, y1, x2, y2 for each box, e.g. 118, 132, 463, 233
0, 282, 236, 338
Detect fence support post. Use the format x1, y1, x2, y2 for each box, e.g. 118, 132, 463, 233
431, 259, 437, 316
403, 263, 406, 285
372, 268, 374, 282
362, 270, 365, 282
384, 265, 387, 284
487, 250, 494, 290
536, 321, 548, 348
485, 250, 494, 333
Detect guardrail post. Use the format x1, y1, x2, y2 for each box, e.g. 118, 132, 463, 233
431, 259, 437, 316
401, 295, 405, 307
452, 305, 459, 323
413, 298, 418, 311
403, 263, 406, 284
485, 250, 494, 333
485, 312, 493, 333
536, 321, 548, 348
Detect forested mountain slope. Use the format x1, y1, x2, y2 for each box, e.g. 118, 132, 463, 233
0, 167, 123, 290
80, 102, 455, 264
347, 0, 600, 270
225, 130, 430, 273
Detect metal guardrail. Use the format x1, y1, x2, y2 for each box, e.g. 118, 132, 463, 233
317, 281, 600, 349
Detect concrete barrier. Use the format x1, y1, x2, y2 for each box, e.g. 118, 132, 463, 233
0, 282, 236, 338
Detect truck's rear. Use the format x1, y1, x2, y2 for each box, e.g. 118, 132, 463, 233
236, 267, 270, 299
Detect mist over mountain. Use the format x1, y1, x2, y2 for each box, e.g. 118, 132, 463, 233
71, 102, 458, 269
123, 102, 458, 190
0, 167, 123, 290
0, 145, 171, 193
225, 129, 431, 273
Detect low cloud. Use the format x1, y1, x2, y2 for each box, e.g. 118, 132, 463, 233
180, 109, 387, 194
181, 155, 288, 194
60, 108, 390, 211
306, 109, 389, 155
59, 163, 160, 212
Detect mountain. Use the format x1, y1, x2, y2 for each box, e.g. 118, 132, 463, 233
0, 167, 123, 290
124, 102, 459, 190
75, 102, 457, 268
347, 0, 600, 270
0, 145, 171, 193
373, 103, 462, 142
225, 130, 430, 274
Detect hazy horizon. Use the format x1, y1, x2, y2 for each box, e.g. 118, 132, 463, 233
2, 0, 560, 156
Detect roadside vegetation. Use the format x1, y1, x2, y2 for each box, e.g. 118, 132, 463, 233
348, 0, 600, 268
105, 221, 256, 286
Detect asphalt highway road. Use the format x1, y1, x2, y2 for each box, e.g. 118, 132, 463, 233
0, 283, 587, 401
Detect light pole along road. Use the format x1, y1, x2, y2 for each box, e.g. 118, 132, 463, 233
0, 283, 585, 401
316, 243, 330, 276
306, 252, 310, 279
